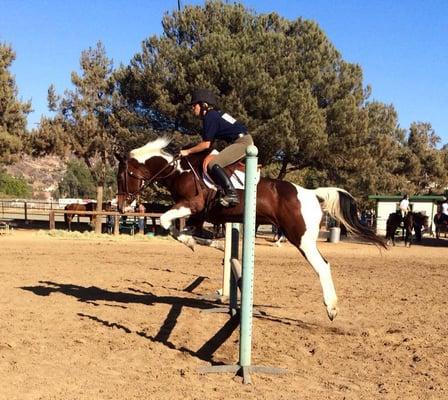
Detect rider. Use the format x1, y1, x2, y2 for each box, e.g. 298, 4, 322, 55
180, 88, 254, 207
441, 197, 448, 222
399, 194, 410, 220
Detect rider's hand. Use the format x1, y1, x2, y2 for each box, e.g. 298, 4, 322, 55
180, 149, 189, 157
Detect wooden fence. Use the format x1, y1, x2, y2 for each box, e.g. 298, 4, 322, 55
0, 199, 184, 235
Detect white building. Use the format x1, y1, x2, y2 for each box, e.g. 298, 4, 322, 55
368, 195, 444, 235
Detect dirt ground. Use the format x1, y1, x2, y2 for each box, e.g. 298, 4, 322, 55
0, 229, 447, 400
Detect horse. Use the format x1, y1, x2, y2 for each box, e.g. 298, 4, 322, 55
116, 137, 386, 321
385, 211, 428, 247
433, 213, 448, 239
64, 202, 111, 231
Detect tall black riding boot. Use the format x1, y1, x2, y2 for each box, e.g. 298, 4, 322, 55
208, 164, 240, 207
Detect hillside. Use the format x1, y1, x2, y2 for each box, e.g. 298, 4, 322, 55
5, 155, 66, 199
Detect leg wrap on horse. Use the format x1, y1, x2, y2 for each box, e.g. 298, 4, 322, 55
208, 164, 239, 207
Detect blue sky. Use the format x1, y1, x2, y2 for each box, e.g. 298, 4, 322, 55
1, 0, 447, 144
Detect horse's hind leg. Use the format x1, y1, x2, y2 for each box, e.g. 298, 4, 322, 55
280, 208, 338, 320
405, 230, 412, 247
299, 235, 338, 320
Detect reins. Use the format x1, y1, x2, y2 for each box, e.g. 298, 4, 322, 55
119, 155, 181, 200
185, 157, 204, 196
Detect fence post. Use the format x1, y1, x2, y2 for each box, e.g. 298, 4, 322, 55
95, 187, 103, 234
49, 211, 55, 230
114, 213, 120, 235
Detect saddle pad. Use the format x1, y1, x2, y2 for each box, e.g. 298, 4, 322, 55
202, 149, 260, 190
203, 169, 247, 190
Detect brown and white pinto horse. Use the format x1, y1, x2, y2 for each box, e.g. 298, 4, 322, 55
116, 137, 386, 320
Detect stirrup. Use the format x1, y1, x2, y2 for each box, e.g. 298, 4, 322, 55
219, 193, 239, 207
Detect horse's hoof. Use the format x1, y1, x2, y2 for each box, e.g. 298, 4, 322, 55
326, 305, 338, 321
160, 219, 171, 230
177, 234, 196, 251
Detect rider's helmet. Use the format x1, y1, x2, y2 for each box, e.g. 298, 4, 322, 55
189, 88, 217, 107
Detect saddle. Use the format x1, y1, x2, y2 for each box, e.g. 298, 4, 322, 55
201, 151, 256, 190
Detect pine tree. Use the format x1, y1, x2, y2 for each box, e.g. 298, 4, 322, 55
47, 42, 117, 186
0, 43, 31, 163
406, 122, 445, 193
116, 1, 383, 197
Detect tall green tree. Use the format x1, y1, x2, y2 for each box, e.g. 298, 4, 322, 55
54, 158, 116, 200
116, 0, 396, 199
362, 102, 410, 194
117, 1, 335, 167
47, 42, 117, 186
26, 114, 71, 157
405, 122, 445, 193
0, 43, 31, 163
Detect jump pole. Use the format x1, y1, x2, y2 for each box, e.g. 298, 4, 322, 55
239, 144, 258, 370
199, 145, 286, 383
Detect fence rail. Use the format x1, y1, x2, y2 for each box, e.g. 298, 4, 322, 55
0, 198, 184, 235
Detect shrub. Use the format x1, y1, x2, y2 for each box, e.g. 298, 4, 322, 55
0, 169, 32, 198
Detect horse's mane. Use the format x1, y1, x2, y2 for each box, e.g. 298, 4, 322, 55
130, 137, 172, 163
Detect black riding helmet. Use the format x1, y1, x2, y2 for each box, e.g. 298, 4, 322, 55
189, 88, 217, 107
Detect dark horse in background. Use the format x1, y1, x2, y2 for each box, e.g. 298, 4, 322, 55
386, 211, 428, 247
116, 137, 386, 321
433, 212, 448, 239
64, 202, 112, 231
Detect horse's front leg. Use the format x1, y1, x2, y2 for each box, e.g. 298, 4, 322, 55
405, 229, 412, 247
160, 203, 193, 231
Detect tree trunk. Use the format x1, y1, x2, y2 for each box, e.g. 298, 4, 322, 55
95, 185, 103, 234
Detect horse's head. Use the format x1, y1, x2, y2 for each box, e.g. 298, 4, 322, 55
115, 137, 178, 213
116, 154, 142, 213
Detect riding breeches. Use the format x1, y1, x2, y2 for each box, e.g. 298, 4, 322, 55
208, 134, 254, 169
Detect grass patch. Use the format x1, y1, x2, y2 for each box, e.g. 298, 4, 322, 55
36, 229, 174, 242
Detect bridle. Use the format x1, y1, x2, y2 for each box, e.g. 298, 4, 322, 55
117, 155, 181, 203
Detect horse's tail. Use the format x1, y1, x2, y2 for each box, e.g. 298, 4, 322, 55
313, 187, 387, 249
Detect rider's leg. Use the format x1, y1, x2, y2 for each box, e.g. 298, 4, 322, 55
207, 135, 253, 207
208, 164, 239, 206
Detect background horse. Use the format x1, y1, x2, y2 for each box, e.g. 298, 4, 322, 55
64, 202, 111, 231
386, 211, 428, 247
433, 213, 448, 239
116, 137, 386, 321
141, 202, 172, 234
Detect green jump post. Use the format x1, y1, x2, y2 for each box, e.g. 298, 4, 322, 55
239, 144, 258, 368
199, 145, 286, 383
